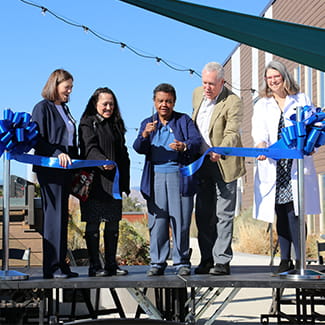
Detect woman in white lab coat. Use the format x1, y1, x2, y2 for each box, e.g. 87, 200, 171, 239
252, 60, 320, 274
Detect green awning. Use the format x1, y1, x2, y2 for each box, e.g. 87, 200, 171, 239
119, 0, 325, 72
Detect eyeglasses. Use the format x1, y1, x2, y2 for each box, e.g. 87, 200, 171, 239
265, 74, 282, 81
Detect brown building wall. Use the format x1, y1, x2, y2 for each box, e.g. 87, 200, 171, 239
239, 45, 255, 202
224, 0, 325, 223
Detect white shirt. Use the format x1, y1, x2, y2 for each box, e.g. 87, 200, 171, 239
196, 97, 217, 153
55, 104, 75, 146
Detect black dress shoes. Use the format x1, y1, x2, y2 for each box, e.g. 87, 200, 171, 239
194, 261, 214, 274
177, 266, 191, 276
106, 265, 128, 276
65, 271, 79, 278
147, 267, 164, 276
115, 267, 128, 276
89, 268, 108, 277
209, 263, 230, 275
43, 270, 79, 279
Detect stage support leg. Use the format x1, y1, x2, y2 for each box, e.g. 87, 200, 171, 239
0, 152, 29, 280
204, 287, 241, 325
127, 288, 163, 320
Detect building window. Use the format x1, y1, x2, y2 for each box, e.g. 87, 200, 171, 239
305, 66, 312, 98
252, 48, 259, 101
231, 47, 241, 97
317, 71, 325, 108
319, 173, 325, 234
294, 65, 301, 87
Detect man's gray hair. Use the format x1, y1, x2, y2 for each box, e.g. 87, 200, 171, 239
202, 62, 224, 80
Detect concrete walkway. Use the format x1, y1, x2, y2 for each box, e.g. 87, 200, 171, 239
190, 238, 283, 324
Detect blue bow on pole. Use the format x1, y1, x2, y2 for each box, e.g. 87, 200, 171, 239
0, 108, 39, 157
180, 106, 325, 177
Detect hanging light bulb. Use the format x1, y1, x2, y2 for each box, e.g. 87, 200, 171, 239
41, 7, 47, 16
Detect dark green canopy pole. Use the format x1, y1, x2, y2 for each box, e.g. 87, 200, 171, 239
119, 0, 325, 71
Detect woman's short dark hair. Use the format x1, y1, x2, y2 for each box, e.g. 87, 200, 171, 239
153, 83, 176, 102
41, 69, 73, 102
81, 87, 126, 133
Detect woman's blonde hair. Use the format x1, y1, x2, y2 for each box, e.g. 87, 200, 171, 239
41, 69, 73, 102
261, 60, 299, 97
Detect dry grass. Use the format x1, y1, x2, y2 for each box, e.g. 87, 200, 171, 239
67, 198, 320, 263
68, 199, 86, 250
67, 201, 150, 265
233, 207, 277, 255
127, 216, 150, 242
233, 207, 319, 260
118, 219, 150, 265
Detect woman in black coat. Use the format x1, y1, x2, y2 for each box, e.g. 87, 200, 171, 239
78, 87, 130, 277
32, 69, 79, 279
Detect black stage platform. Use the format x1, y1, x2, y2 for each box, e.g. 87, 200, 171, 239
0, 265, 325, 324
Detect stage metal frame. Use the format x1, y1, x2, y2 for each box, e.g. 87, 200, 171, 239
0, 265, 324, 324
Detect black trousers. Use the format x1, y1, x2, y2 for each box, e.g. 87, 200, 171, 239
275, 201, 300, 260
86, 219, 119, 267
37, 169, 72, 277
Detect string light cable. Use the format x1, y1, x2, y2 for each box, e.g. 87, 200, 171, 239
18, 0, 257, 94
18, 0, 201, 77
224, 81, 257, 96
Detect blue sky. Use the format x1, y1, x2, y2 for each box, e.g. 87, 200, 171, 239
0, 0, 270, 187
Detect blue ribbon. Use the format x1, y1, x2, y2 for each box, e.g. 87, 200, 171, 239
180, 146, 302, 176
180, 106, 325, 177
8, 153, 121, 200
1, 108, 121, 199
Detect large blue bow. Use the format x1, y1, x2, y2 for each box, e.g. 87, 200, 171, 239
0, 108, 121, 199
280, 106, 325, 155
0, 108, 38, 157
181, 106, 325, 177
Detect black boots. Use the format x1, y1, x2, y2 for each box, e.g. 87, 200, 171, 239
85, 224, 127, 277
276, 259, 294, 274
85, 231, 108, 277
103, 226, 128, 276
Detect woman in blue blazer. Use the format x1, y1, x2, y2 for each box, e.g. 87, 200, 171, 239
133, 83, 201, 276
32, 69, 78, 279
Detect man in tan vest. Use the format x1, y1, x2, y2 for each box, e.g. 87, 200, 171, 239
192, 62, 246, 275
